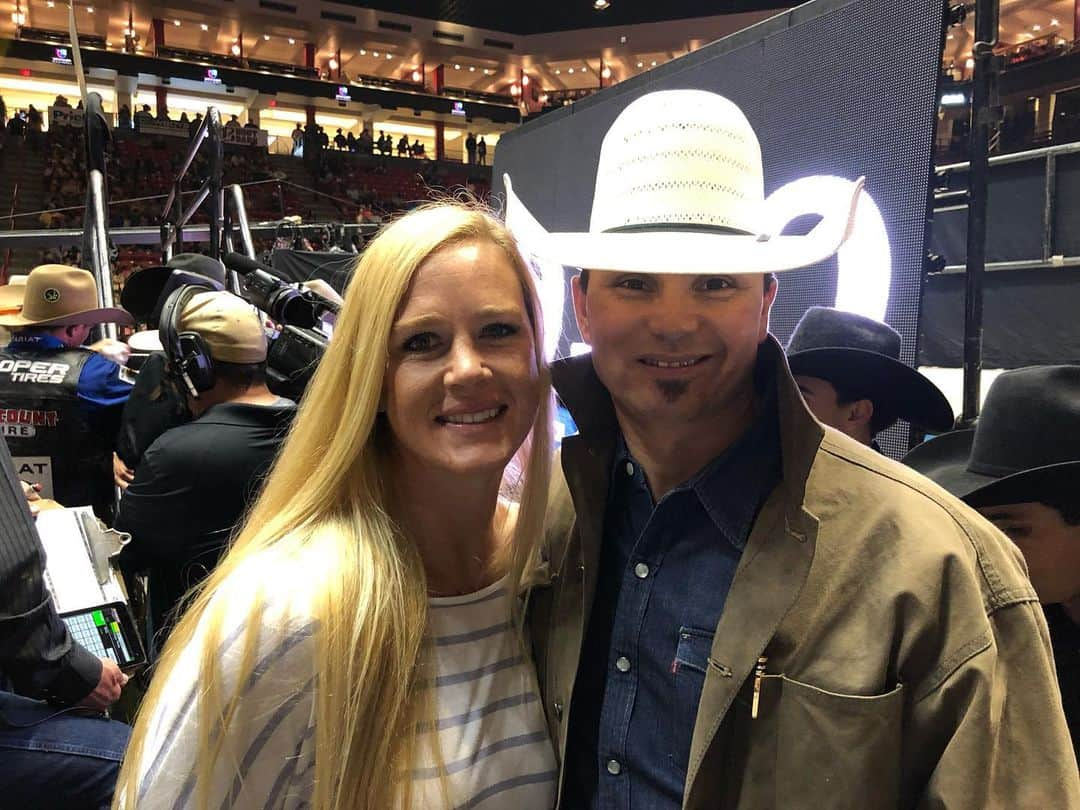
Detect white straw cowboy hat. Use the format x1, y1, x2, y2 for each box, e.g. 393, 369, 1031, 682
0, 265, 133, 328
505, 89, 864, 274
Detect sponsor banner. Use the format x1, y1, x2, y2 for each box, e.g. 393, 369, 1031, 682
138, 119, 191, 138
140, 118, 268, 147
223, 126, 268, 148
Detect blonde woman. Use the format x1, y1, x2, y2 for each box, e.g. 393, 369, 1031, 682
115, 201, 556, 809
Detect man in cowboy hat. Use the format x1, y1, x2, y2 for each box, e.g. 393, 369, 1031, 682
509, 89, 1078, 808
786, 306, 954, 449
0, 265, 134, 519
905, 365, 1080, 760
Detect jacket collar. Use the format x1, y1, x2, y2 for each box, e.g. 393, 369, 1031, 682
552, 335, 825, 517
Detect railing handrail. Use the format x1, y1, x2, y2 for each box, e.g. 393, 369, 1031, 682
160, 106, 224, 260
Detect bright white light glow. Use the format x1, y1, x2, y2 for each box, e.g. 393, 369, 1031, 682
521, 74, 529, 86
763, 176, 892, 321
965, 57, 975, 68
328, 57, 338, 69
263, 34, 271, 41
601, 66, 611, 79
940, 92, 967, 106
200, 23, 208, 31
174, 19, 181, 26
230, 43, 241, 56
288, 37, 295, 44
570, 342, 591, 358
411, 70, 421, 82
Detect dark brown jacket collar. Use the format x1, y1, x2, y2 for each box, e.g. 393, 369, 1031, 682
551, 335, 825, 513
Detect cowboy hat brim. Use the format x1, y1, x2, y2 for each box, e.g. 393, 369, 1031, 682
788, 347, 955, 432
903, 431, 1080, 506
0, 306, 134, 328
902, 429, 981, 496
120, 265, 173, 321
127, 328, 164, 353
504, 174, 864, 275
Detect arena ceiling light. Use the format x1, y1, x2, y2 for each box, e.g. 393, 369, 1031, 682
200, 23, 208, 31
288, 37, 295, 44
593, 0, 611, 9
173, 19, 181, 26
263, 34, 271, 41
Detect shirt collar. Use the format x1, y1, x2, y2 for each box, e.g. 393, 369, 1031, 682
610, 378, 781, 551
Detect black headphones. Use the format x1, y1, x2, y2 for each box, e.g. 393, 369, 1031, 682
158, 283, 217, 397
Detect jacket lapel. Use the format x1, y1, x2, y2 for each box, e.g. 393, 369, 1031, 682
683, 338, 826, 807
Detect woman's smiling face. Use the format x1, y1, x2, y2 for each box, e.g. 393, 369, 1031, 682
383, 239, 541, 479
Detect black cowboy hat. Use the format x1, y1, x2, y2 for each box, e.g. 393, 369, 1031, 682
903, 365, 1080, 507
121, 254, 227, 323
785, 307, 954, 432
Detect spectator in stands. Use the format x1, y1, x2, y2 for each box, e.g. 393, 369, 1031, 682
243, 118, 259, 130
378, 129, 389, 155
225, 114, 241, 130
904, 366, 1080, 761
0, 437, 132, 810
5, 111, 25, 137
0, 94, 6, 125
116, 201, 554, 809
115, 290, 295, 659
466, 131, 477, 164
133, 104, 152, 130
411, 139, 425, 158
179, 111, 189, 124
397, 133, 409, 157
188, 111, 202, 139
318, 125, 330, 149
26, 105, 42, 149
155, 107, 170, 122
118, 103, 131, 130
359, 127, 373, 153
477, 136, 488, 165
334, 128, 347, 150
346, 131, 358, 152
53, 94, 70, 109
291, 122, 304, 155
0, 265, 135, 521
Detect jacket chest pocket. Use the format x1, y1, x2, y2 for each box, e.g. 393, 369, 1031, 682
748, 674, 905, 809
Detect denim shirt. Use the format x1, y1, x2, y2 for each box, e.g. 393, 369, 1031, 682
563, 387, 782, 809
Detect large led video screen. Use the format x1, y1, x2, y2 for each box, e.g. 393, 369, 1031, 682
493, 0, 948, 457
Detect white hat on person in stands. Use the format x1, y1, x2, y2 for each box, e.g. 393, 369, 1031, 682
504, 89, 864, 275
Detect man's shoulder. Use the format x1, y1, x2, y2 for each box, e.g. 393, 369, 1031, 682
808, 428, 1036, 611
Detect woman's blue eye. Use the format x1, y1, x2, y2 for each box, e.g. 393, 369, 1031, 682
403, 332, 438, 352
482, 323, 518, 339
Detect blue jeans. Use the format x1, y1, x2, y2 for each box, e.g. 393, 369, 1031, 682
0, 691, 131, 810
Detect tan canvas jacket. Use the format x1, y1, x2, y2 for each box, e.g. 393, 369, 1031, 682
527, 337, 1080, 809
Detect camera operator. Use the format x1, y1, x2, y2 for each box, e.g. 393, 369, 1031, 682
0, 436, 131, 809
115, 290, 295, 659
113, 254, 229, 489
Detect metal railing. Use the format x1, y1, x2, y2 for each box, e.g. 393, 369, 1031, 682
160, 107, 224, 263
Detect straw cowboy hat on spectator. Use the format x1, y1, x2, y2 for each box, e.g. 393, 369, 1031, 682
0, 265, 133, 328
504, 88, 864, 275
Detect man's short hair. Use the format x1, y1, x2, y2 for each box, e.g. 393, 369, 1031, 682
1039, 490, 1080, 526
830, 378, 897, 436
213, 360, 267, 390
578, 268, 776, 293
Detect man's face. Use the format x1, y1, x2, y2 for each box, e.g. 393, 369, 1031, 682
61, 324, 92, 347
794, 374, 873, 444
978, 501, 1080, 605
572, 271, 776, 430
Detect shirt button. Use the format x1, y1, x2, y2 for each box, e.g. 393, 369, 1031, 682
615, 656, 631, 673
607, 759, 622, 775
634, 562, 650, 579
625, 461, 635, 476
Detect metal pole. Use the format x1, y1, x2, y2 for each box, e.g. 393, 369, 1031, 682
87, 170, 117, 341
960, 0, 1000, 426
229, 184, 257, 258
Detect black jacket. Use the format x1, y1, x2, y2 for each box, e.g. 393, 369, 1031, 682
0, 438, 100, 704
115, 399, 295, 656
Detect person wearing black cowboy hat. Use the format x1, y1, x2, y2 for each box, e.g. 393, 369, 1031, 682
905, 365, 1080, 759
786, 306, 954, 449
112, 254, 228, 489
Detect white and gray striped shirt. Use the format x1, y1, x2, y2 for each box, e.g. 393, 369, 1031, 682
129, 567, 556, 809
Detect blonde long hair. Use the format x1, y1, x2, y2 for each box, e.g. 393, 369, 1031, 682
115, 201, 554, 809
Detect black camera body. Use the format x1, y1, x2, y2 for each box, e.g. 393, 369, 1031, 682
266, 325, 328, 402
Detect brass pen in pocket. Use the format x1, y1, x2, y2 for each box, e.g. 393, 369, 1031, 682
751, 656, 768, 719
